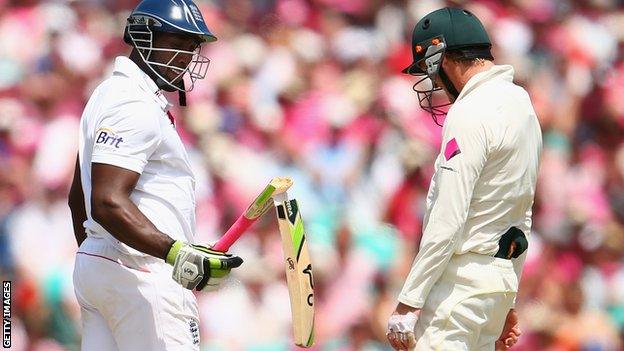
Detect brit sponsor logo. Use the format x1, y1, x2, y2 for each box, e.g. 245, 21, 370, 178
95, 128, 124, 149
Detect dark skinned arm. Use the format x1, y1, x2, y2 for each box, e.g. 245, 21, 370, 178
68, 156, 88, 247
90, 162, 175, 260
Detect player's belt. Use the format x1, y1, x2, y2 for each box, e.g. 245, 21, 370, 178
494, 227, 528, 260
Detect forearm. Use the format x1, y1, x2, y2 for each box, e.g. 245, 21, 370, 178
398, 224, 458, 308
69, 156, 88, 246
69, 196, 88, 247
92, 196, 175, 260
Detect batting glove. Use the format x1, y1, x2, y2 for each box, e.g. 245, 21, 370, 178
166, 240, 243, 291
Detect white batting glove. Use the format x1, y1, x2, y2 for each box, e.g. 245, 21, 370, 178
166, 241, 243, 291
387, 311, 418, 351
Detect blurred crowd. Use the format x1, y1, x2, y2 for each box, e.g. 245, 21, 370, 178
1, 0, 624, 350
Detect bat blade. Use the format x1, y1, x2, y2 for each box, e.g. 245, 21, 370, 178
273, 193, 315, 348
213, 177, 293, 251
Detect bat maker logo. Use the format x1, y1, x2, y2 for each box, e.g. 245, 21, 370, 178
303, 264, 314, 306
95, 128, 124, 149
287, 258, 295, 270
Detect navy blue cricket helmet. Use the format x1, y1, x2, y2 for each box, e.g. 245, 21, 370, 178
124, 0, 217, 45
123, 0, 216, 96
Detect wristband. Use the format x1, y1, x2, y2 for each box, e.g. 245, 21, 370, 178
166, 240, 185, 265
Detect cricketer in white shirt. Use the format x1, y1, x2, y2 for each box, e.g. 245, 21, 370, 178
72, 56, 203, 350
399, 64, 542, 308
79, 56, 196, 254
384, 7, 542, 351
392, 64, 542, 351
69, 2, 244, 350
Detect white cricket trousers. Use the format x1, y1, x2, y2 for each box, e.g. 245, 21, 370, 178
414, 252, 518, 351
73, 237, 200, 351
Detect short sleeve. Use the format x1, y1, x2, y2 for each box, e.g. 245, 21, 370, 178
91, 101, 162, 174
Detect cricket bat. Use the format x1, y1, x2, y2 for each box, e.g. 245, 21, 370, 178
213, 177, 293, 252
213, 178, 315, 347
273, 192, 315, 348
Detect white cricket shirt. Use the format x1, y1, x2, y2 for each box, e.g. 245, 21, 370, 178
78, 56, 196, 256
399, 65, 542, 308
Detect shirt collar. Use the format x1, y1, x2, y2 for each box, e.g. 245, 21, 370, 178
455, 65, 515, 102
112, 56, 172, 112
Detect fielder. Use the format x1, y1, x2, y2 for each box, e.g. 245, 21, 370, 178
386, 8, 542, 351
68, 1, 243, 350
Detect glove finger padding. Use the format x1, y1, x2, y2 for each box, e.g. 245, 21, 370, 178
169, 241, 244, 291
191, 245, 244, 269
192, 245, 244, 291
220, 256, 243, 269
196, 256, 213, 291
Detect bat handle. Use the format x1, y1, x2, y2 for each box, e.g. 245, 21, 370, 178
272, 192, 288, 204
213, 215, 256, 252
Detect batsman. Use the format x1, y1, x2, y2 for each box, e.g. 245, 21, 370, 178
68, 0, 243, 350
387, 7, 542, 351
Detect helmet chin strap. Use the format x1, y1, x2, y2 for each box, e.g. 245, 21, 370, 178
438, 67, 459, 100
154, 75, 187, 106
178, 81, 187, 106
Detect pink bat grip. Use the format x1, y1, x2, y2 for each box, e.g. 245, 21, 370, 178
213, 215, 256, 251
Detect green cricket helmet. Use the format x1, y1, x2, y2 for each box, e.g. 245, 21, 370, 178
403, 7, 493, 126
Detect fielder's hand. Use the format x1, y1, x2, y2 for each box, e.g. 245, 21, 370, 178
495, 308, 521, 350
166, 240, 243, 291
387, 303, 420, 351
